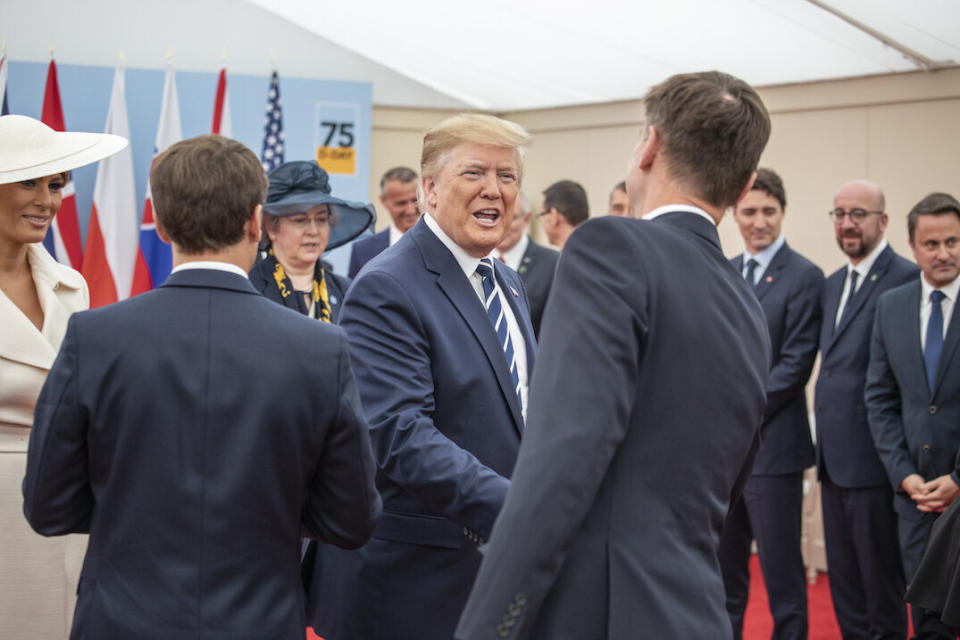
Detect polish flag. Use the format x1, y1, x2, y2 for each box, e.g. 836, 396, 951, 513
130, 67, 181, 295
211, 67, 231, 137
81, 66, 137, 308
40, 60, 85, 270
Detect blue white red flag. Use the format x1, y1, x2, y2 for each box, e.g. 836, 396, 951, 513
261, 70, 284, 172
131, 67, 181, 294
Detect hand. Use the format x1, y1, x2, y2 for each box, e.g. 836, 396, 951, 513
901, 474, 926, 501
914, 474, 960, 513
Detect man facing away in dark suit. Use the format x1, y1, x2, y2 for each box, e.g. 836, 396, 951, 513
866, 192, 960, 639
719, 167, 824, 639
494, 190, 559, 339
22, 135, 381, 640
456, 70, 773, 640
307, 114, 536, 640
347, 165, 420, 277
813, 179, 919, 639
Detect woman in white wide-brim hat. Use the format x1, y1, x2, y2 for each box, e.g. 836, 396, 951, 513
0, 114, 126, 638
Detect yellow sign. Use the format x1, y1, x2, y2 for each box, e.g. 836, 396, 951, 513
316, 146, 356, 175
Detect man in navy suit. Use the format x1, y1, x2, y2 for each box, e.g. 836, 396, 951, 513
308, 114, 535, 640
347, 166, 419, 277
539, 179, 589, 249
866, 192, 960, 639
456, 70, 772, 640
22, 135, 381, 639
494, 191, 559, 338
814, 179, 918, 639
720, 168, 824, 639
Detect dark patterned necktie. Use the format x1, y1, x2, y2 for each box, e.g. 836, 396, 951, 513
744, 258, 759, 286
925, 290, 946, 394
476, 258, 522, 411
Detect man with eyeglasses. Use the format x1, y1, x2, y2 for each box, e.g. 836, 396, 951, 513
814, 179, 918, 639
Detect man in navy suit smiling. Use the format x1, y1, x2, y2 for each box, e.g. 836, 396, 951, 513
720, 168, 824, 640
309, 114, 536, 640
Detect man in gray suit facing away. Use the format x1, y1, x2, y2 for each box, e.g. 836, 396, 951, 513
456, 70, 773, 640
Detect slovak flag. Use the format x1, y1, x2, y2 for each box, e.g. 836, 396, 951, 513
81, 65, 138, 308
40, 60, 85, 270
211, 67, 231, 137
130, 67, 182, 295
0, 54, 9, 115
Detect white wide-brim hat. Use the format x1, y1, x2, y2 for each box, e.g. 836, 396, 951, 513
0, 114, 128, 185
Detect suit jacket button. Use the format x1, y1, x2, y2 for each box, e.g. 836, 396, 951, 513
515, 593, 527, 606
497, 624, 510, 637
923, 444, 931, 452
929, 405, 937, 414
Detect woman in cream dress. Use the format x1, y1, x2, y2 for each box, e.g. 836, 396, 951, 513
0, 115, 126, 638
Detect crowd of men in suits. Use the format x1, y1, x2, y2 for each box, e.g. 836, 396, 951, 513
20, 67, 959, 640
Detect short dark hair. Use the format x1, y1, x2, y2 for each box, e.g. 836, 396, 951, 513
907, 192, 960, 242
543, 180, 589, 226
380, 166, 418, 190
612, 181, 627, 194
751, 168, 786, 209
151, 135, 267, 254
643, 71, 771, 209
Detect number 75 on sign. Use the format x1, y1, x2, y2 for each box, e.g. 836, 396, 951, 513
315, 102, 359, 175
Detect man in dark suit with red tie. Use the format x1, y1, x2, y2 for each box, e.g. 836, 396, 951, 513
456, 70, 773, 640
866, 192, 960, 639
720, 168, 824, 639
814, 179, 918, 639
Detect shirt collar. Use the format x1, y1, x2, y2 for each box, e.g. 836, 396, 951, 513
389, 221, 405, 246
171, 261, 249, 279
642, 204, 716, 226
921, 270, 960, 305
423, 212, 485, 280
494, 233, 529, 270
743, 234, 785, 271
848, 238, 888, 278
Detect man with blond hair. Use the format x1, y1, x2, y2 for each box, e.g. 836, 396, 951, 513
308, 114, 536, 640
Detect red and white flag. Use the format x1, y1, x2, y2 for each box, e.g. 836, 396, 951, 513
41, 60, 85, 270
81, 65, 138, 308
211, 67, 231, 137
131, 66, 182, 295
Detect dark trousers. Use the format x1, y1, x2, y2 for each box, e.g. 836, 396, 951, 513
821, 477, 907, 640
719, 472, 808, 640
900, 510, 959, 639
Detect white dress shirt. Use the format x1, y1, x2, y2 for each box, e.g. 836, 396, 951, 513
423, 213, 529, 416
494, 233, 529, 272
642, 204, 716, 226
741, 234, 786, 285
389, 222, 404, 247
171, 261, 249, 279
920, 273, 959, 350
834, 238, 888, 327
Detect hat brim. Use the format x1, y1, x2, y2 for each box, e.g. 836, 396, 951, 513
0, 131, 128, 185
263, 193, 375, 251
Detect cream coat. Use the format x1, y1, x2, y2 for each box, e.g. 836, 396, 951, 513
1, 243, 88, 639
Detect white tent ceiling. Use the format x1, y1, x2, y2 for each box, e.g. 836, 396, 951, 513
4, 0, 959, 111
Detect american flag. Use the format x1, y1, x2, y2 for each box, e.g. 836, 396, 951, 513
261, 70, 284, 172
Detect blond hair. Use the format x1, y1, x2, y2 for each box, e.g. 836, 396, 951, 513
421, 113, 531, 181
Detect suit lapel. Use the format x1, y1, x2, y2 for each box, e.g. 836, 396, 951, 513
413, 222, 525, 434
935, 295, 960, 393
753, 244, 790, 301
830, 245, 894, 346
0, 287, 58, 370
899, 281, 929, 396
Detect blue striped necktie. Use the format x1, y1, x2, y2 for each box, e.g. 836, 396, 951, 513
924, 290, 946, 394
476, 258, 523, 412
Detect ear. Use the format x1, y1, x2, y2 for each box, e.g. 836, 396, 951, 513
422, 175, 439, 211
638, 125, 660, 171
155, 211, 172, 244
250, 205, 263, 244
878, 211, 889, 233
734, 172, 758, 208
379, 192, 389, 207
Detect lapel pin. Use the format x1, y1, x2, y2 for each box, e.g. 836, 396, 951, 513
510, 286, 519, 297
766, 276, 773, 283
871, 274, 878, 282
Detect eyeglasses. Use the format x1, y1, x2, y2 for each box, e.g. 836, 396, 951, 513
285, 214, 330, 230
829, 208, 882, 224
